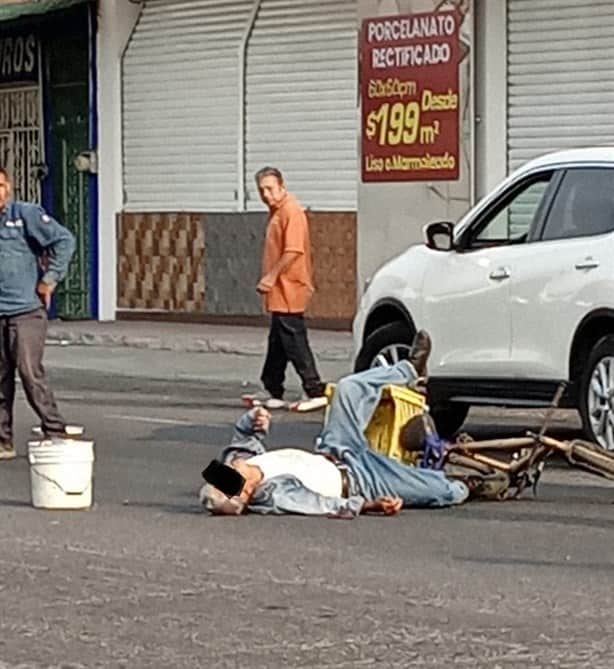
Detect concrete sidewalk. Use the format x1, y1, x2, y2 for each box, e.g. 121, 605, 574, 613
46, 319, 354, 362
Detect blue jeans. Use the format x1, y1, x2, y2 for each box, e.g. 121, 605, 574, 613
317, 361, 467, 507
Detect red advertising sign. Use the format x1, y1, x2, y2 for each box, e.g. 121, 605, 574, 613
361, 11, 462, 182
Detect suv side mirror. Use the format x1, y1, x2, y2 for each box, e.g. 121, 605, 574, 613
423, 221, 455, 251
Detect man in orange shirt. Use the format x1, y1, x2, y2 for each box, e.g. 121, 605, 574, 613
252, 167, 326, 409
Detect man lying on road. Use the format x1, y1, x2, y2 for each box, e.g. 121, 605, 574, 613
199, 334, 471, 518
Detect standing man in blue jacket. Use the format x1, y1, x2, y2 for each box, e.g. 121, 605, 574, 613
0, 168, 82, 460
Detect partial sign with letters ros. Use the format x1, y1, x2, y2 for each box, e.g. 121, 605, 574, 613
0, 32, 38, 85
361, 11, 462, 182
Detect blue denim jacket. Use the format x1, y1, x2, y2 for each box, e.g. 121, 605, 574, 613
0, 201, 76, 316
219, 411, 366, 518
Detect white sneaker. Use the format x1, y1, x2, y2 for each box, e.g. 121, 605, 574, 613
241, 393, 287, 410
31, 424, 84, 437
64, 424, 85, 436
263, 398, 287, 410
288, 396, 328, 413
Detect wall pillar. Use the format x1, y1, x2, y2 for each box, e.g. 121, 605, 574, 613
96, 0, 142, 320
474, 0, 507, 199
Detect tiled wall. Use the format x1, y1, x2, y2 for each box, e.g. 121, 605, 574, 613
309, 213, 357, 320
204, 213, 268, 315
117, 213, 205, 311
116, 211, 356, 324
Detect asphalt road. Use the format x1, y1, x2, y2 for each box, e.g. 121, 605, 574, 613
1, 347, 613, 668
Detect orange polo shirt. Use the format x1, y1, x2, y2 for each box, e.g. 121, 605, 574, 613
262, 192, 314, 313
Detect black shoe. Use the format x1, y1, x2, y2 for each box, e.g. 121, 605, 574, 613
408, 330, 432, 378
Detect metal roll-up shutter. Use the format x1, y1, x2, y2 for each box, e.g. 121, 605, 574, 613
123, 0, 253, 211
245, 0, 357, 211
507, 0, 614, 171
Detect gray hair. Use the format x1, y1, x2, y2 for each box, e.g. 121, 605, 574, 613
254, 166, 283, 184
199, 483, 245, 515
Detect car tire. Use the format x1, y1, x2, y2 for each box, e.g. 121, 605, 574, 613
579, 335, 614, 450
354, 321, 414, 372
355, 321, 469, 437
430, 402, 469, 439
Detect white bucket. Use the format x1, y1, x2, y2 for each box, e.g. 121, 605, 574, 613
27, 438, 95, 510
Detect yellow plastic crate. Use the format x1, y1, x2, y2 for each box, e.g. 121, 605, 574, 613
324, 383, 425, 466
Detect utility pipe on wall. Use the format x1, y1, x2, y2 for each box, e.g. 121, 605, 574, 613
238, 0, 262, 211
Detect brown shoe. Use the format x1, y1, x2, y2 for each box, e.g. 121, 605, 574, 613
408, 330, 432, 378
0, 442, 16, 460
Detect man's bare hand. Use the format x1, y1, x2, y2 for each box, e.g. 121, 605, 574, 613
362, 496, 403, 515
252, 407, 271, 433
37, 281, 54, 310
256, 274, 274, 294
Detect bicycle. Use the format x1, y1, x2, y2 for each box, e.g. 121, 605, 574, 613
401, 384, 614, 500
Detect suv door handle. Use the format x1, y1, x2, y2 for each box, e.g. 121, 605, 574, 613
574, 258, 600, 270
489, 267, 511, 281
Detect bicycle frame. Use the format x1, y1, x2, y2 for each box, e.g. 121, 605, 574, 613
444, 432, 614, 498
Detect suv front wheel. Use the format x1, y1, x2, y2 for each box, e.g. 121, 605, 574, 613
356, 321, 470, 438
430, 402, 469, 439
580, 335, 614, 450
354, 321, 414, 372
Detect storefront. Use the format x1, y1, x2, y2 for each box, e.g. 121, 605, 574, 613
119, 0, 359, 326
116, 0, 614, 327
358, 0, 614, 296
0, 0, 97, 318
477, 0, 614, 190
506, 0, 614, 171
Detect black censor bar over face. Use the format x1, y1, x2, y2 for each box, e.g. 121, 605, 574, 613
202, 459, 246, 498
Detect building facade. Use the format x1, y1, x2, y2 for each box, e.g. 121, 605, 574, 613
0, 0, 96, 318
118, 0, 359, 326
2, 1, 612, 326
0, 0, 141, 321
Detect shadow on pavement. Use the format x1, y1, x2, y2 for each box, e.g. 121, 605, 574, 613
456, 555, 614, 571
0, 499, 31, 508
452, 501, 614, 531
120, 500, 205, 515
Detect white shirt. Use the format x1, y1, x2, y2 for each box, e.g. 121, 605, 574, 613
247, 448, 342, 498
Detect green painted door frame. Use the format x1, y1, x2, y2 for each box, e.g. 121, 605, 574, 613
42, 4, 93, 319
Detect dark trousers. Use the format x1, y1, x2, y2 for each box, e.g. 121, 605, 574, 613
261, 312, 325, 399
0, 308, 65, 445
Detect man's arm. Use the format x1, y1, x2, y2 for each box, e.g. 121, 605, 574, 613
231, 408, 269, 443
249, 476, 366, 518
257, 251, 301, 294
22, 204, 76, 287
258, 204, 308, 293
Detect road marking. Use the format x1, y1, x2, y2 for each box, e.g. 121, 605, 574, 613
105, 414, 193, 426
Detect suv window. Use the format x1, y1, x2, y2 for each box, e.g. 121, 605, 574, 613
541, 168, 614, 241
466, 173, 553, 249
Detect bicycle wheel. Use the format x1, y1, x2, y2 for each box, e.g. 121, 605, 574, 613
568, 440, 614, 479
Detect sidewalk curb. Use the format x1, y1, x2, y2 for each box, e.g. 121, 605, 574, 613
45, 331, 353, 362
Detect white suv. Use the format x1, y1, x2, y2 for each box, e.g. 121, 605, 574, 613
353, 147, 614, 449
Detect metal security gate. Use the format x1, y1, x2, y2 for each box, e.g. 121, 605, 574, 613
123, 0, 358, 212
0, 86, 43, 203
245, 0, 357, 211
122, 0, 255, 212
507, 0, 614, 171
